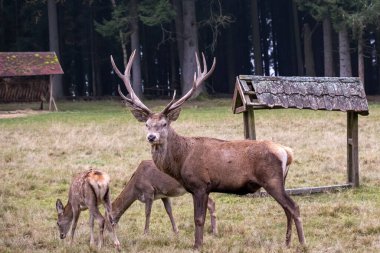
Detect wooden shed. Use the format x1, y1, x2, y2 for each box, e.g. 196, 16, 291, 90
0, 52, 63, 111
232, 75, 369, 194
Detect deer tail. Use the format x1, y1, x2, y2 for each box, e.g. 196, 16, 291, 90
282, 146, 294, 180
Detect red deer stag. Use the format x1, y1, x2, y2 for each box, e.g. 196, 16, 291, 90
111, 50, 305, 249
109, 160, 217, 235
55, 169, 120, 250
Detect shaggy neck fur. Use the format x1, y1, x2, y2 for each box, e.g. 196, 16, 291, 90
151, 126, 191, 182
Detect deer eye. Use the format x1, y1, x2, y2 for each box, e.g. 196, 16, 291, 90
145, 123, 148, 127
163, 123, 167, 127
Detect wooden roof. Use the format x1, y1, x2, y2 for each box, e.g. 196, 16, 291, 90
233, 75, 369, 116
0, 52, 64, 77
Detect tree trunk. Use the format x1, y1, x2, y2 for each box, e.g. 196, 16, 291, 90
0, 0, 4, 49
303, 23, 315, 76
173, 0, 184, 70
323, 17, 334, 76
90, 5, 102, 96
261, 0, 270, 75
110, 0, 128, 68
292, 0, 304, 76
376, 30, 380, 93
226, 26, 236, 93
251, 0, 263, 75
170, 26, 180, 94
48, 0, 63, 97
181, 0, 199, 96
358, 33, 364, 84
339, 27, 352, 77
130, 0, 143, 98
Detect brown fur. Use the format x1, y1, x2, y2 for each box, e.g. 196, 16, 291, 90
109, 160, 217, 235
55, 169, 120, 250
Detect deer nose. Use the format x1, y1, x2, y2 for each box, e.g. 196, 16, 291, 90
147, 134, 156, 143
60, 233, 66, 239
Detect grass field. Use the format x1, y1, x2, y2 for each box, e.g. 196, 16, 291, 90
1, 99, 380, 253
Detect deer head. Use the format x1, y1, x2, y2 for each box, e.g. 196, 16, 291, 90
111, 50, 216, 145
55, 199, 72, 239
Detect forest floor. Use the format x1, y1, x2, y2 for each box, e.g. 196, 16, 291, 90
0, 99, 379, 253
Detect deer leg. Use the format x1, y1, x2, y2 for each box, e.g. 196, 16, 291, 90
206, 197, 217, 235
264, 181, 305, 246
103, 191, 121, 250
70, 208, 80, 245
162, 198, 179, 234
88, 204, 105, 249
192, 191, 209, 249
89, 214, 95, 246
144, 197, 154, 235
284, 209, 292, 246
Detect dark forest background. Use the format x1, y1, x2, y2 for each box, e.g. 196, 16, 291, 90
1, 0, 380, 99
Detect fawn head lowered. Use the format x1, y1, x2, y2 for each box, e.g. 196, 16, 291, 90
111, 50, 215, 145
56, 199, 71, 239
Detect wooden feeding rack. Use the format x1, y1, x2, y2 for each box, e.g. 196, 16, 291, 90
232, 75, 369, 194
0, 52, 64, 111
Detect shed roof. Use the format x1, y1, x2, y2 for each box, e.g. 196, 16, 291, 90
0, 52, 63, 77
233, 75, 369, 116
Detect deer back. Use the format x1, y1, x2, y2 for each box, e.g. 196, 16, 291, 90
135, 160, 187, 198
68, 169, 110, 208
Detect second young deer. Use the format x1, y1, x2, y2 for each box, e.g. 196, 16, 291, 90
109, 160, 217, 235
55, 169, 120, 250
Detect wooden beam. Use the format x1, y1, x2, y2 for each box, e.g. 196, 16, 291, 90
243, 109, 256, 140
248, 184, 353, 197
347, 112, 359, 187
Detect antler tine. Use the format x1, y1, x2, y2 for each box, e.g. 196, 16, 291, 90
167, 52, 216, 111
160, 90, 177, 114
196, 53, 201, 77
111, 50, 152, 114
117, 85, 133, 104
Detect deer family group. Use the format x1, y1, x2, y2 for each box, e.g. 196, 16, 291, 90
55, 51, 305, 250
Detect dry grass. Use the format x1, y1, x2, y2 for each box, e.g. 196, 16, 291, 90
0, 99, 379, 253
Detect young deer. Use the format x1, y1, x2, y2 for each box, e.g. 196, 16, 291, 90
110, 160, 217, 235
112, 51, 305, 249
55, 169, 120, 250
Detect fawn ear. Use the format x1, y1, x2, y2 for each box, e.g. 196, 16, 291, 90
166, 107, 181, 122
56, 199, 64, 214
130, 108, 150, 122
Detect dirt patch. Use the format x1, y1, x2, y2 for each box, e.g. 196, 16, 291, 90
0, 110, 49, 119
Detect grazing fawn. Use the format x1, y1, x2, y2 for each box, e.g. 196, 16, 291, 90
109, 160, 217, 235
55, 169, 120, 250
112, 51, 305, 249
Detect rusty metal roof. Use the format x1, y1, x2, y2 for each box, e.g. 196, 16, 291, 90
233, 75, 369, 115
0, 52, 63, 77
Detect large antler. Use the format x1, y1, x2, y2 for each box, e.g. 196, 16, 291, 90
161, 52, 216, 114
111, 50, 152, 114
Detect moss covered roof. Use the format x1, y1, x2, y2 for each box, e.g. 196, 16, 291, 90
0, 52, 64, 77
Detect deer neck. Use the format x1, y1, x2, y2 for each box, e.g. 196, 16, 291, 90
111, 181, 136, 223
151, 126, 191, 181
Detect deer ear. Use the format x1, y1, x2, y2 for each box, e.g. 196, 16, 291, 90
130, 108, 150, 122
56, 199, 64, 214
166, 107, 181, 122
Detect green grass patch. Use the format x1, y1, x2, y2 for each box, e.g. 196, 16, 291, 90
1, 99, 380, 252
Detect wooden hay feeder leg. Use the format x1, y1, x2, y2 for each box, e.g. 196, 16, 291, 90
243, 109, 256, 140
347, 112, 359, 187
49, 75, 58, 111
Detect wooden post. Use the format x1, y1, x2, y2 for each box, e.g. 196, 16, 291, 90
243, 109, 256, 140
347, 112, 359, 187
49, 75, 58, 111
